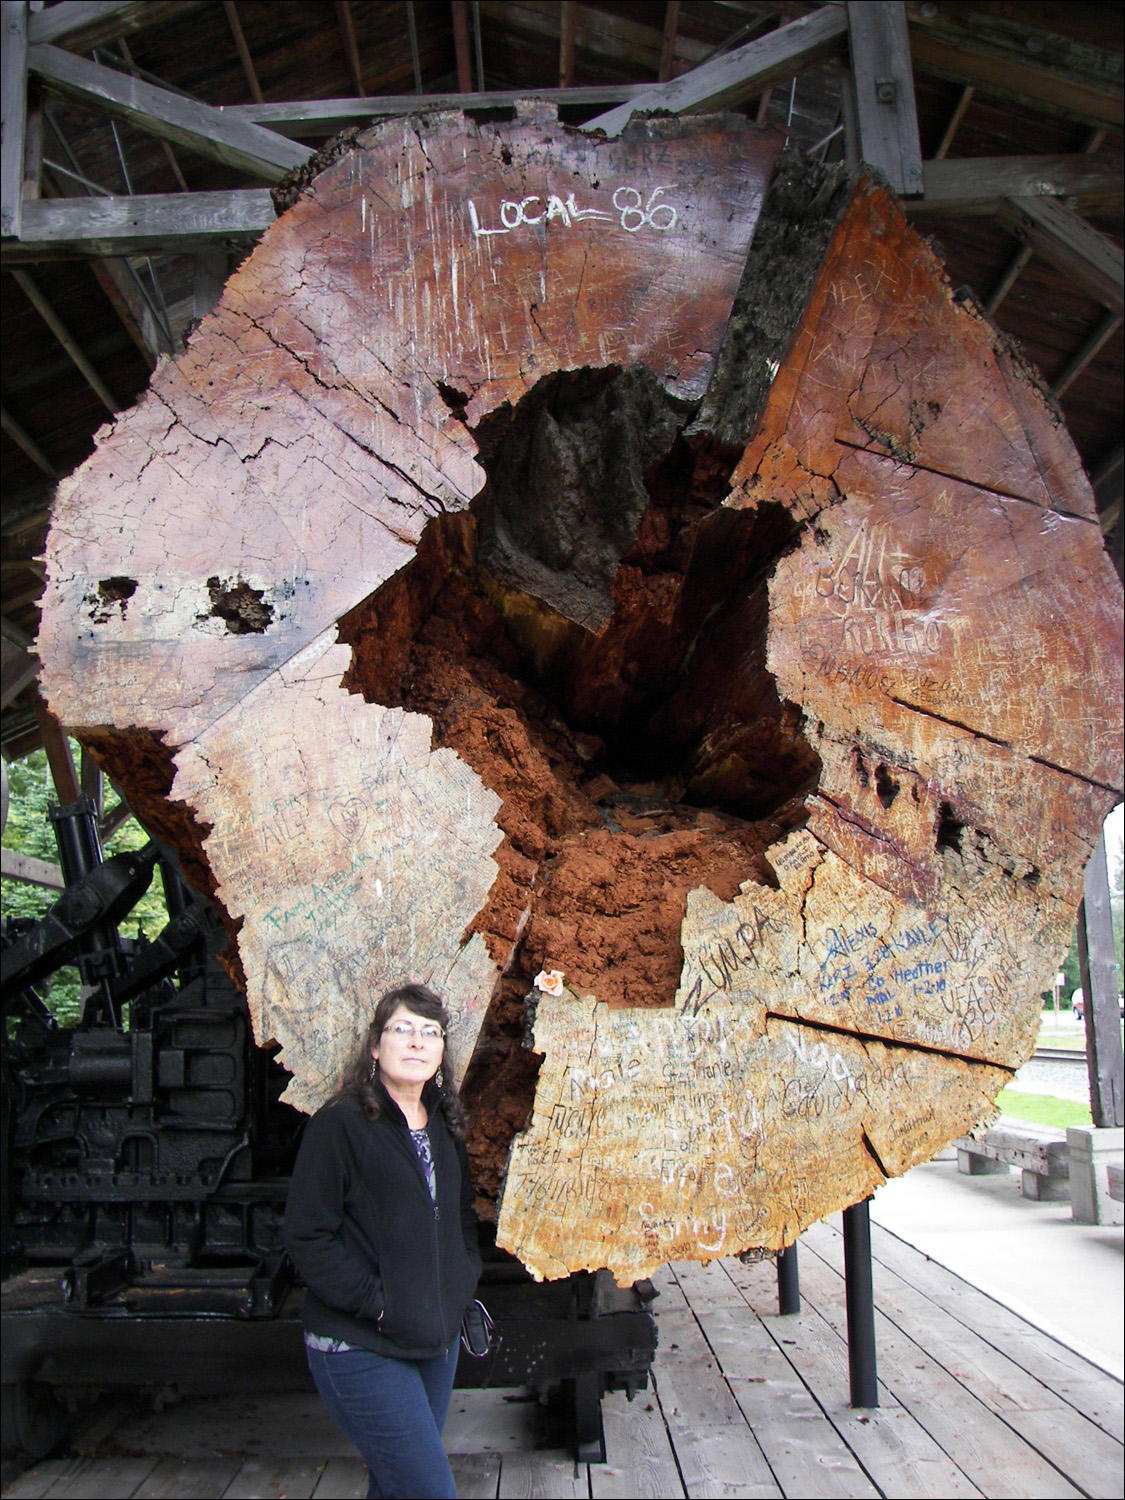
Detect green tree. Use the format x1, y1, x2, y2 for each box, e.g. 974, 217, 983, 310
2, 748, 170, 1027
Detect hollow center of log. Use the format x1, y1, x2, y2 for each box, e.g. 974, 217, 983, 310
337, 364, 822, 1201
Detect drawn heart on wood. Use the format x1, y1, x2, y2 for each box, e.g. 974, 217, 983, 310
329, 798, 368, 841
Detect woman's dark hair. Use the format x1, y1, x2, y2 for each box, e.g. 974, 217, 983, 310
330, 982, 467, 1135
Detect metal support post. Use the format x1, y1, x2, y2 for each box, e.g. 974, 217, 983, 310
776, 1243, 800, 1315
842, 1198, 878, 1407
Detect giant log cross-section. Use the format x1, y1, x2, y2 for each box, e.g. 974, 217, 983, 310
37, 108, 1123, 1284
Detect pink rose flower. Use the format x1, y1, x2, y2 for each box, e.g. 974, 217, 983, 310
533, 969, 566, 997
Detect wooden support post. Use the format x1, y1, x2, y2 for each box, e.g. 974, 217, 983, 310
1077, 832, 1125, 1129
80, 746, 103, 819
776, 1244, 800, 1316
31, 692, 81, 805
845, 0, 923, 196
1, 0, 29, 240
843, 1199, 878, 1408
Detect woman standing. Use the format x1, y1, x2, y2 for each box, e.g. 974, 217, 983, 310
284, 983, 481, 1499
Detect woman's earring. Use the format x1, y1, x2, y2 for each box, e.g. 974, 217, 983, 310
369, 1059, 378, 1082
435, 1067, 444, 1089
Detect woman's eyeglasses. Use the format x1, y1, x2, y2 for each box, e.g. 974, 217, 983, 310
382, 1022, 445, 1042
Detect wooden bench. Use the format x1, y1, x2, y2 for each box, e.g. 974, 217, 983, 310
1107, 1161, 1124, 1203
954, 1121, 1069, 1201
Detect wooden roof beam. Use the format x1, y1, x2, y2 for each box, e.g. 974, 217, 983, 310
335, 1, 366, 99
31, 691, 81, 805
27, 2, 206, 55
10, 266, 120, 415
584, 4, 849, 135
933, 82, 972, 160
907, 3, 1124, 130
27, 43, 312, 181
846, 1, 923, 197
2, 188, 276, 262
223, 2, 263, 106
905, 153, 1124, 219
229, 85, 650, 136
996, 197, 1124, 317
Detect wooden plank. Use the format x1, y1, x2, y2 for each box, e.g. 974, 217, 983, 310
668, 1258, 747, 1312
796, 1228, 1090, 1499
592, 1388, 684, 1499
1, 847, 66, 889
1, 0, 28, 240
0, 1459, 86, 1499
666, 1422, 782, 1498
653, 1307, 746, 1426
27, 44, 312, 181
38, 1456, 162, 1498
27, 2, 205, 53
224, 1, 264, 105
996, 197, 1124, 315
729, 1373, 880, 1500
442, 1389, 542, 1454
132, 1457, 242, 1498
0, 404, 57, 476
2, 189, 275, 261
559, 1, 578, 89
749, 1301, 985, 1498
863, 1223, 1124, 1443
650, 1262, 689, 1311
309, 1458, 368, 1499
584, 5, 849, 135
496, 1450, 579, 1498
221, 1458, 326, 1499
845, 2, 924, 196
906, 153, 1124, 218
1078, 832, 1125, 1126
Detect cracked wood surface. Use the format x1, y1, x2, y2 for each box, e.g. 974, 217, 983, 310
37, 108, 779, 1114
494, 178, 1123, 1283
36, 124, 1122, 1282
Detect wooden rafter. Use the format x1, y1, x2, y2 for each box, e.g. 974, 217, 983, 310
1052, 311, 1123, 399
658, 1, 681, 83
559, 2, 578, 90
451, 1, 473, 94
223, 2, 263, 105
31, 691, 81, 805
585, 5, 849, 135
10, 266, 119, 414
985, 243, 1032, 317
0, 405, 57, 478
335, 1, 366, 99
933, 82, 973, 160
28, 44, 311, 181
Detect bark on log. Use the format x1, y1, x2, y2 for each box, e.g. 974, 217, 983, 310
37, 110, 1123, 1285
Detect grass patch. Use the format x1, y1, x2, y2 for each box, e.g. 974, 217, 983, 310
996, 1089, 1091, 1129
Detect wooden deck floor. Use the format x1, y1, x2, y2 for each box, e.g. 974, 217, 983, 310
4, 1216, 1122, 1500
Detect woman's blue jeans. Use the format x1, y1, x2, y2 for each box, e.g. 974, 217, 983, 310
306, 1340, 458, 1499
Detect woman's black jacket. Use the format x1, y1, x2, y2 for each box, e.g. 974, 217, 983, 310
284, 1085, 481, 1360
